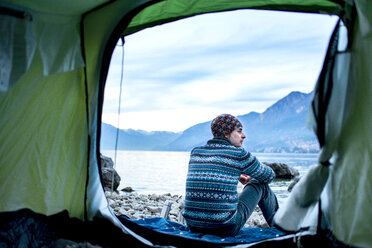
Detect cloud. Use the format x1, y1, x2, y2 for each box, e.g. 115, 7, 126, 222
102, 9, 338, 132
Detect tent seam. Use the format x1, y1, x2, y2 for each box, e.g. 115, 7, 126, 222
80, 11, 90, 223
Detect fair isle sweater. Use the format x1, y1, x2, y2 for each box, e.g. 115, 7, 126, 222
183, 137, 275, 228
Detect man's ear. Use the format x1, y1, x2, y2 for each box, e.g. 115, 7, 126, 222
224, 134, 230, 139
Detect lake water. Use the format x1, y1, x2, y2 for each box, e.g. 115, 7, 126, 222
101, 150, 318, 206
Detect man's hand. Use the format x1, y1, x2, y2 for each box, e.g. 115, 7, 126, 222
239, 174, 252, 185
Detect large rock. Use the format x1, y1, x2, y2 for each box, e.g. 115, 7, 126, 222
100, 154, 121, 191
263, 162, 299, 179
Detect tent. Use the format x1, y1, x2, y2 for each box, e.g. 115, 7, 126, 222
0, 0, 371, 247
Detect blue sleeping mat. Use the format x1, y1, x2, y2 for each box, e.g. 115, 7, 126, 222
119, 216, 285, 247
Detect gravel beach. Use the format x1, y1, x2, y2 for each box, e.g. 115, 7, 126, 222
105, 190, 269, 228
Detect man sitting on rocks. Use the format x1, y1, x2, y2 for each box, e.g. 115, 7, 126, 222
182, 114, 278, 237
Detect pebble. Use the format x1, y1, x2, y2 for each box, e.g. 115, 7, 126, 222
105, 191, 269, 228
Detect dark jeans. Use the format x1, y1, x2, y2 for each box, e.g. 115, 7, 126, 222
188, 179, 279, 237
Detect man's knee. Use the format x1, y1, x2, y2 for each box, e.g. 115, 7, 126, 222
244, 179, 275, 201
244, 179, 267, 191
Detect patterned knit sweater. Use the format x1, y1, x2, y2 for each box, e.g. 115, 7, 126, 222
182, 137, 275, 228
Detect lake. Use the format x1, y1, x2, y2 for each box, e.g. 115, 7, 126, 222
101, 150, 318, 206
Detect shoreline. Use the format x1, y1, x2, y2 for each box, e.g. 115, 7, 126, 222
105, 191, 269, 228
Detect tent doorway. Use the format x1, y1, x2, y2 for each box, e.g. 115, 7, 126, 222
100, 8, 338, 226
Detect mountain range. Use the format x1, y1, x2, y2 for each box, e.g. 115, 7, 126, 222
100, 91, 320, 153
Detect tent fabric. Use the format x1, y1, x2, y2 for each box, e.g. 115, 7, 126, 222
37, 20, 85, 76
274, 1, 372, 247
0, 0, 111, 15
273, 17, 343, 233
324, 1, 372, 245
273, 163, 329, 232
0, 0, 150, 221
0, 51, 88, 218
0, 3, 85, 87
0, 11, 35, 91
124, 0, 342, 36
1, 0, 372, 247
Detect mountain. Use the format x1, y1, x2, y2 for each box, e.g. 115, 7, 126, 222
100, 91, 319, 153
162, 91, 319, 153
100, 123, 181, 150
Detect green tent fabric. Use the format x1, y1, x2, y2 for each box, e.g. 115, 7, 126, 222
124, 0, 342, 35
274, 2, 372, 247
1, 0, 371, 247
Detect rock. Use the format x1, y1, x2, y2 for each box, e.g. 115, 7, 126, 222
118, 208, 127, 216
150, 193, 159, 201
121, 187, 134, 192
288, 177, 301, 192
123, 206, 131, 211
263, 162, 299, 179
100, 154, 121, 191
146, 206, 161, 213
108, 199, 115, 206
245, 207, 268, 228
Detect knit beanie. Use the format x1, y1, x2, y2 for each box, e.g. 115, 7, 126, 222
211, 114, 242, 137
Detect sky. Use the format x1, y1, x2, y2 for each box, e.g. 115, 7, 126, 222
102, 9, 338, 133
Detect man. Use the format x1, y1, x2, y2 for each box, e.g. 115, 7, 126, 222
182, 114, 278, 237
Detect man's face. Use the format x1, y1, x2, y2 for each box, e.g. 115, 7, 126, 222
225, 127, 246, 147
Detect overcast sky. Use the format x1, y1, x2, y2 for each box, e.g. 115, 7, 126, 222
102, 9, 338, 132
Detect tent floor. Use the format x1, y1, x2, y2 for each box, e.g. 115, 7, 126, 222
0, 208, 150, 248
0, 208, 350, 248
